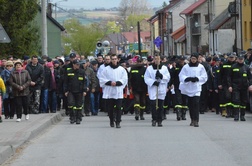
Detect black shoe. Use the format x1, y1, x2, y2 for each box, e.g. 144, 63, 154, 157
200, 112, 204, 114
234, 115, 239, 121
76, 119, 81, 124
10, 117, 14, 119
110, 122, 114, 127
85, 113, 90, 116
116, 122, 121, 128
5, 116, 9, 119
152, 120, 156, 127
140, 116, 145, 120
240, 116, 246, 121
194, 121, 199, 127
135, 116, 139, 120
0, 116, 2, 123
177, 117, 181, 121
157, 122, 163, 127
190, 120, 194, 126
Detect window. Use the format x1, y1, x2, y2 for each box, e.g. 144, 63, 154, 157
204, 14, 209, 24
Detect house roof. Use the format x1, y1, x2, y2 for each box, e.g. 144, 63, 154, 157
106, 33, 127, 45
38, 7, 65, 31
122, 31, 150, 43
148, 0, 182, 23
156, 0, 182, 14
180, 0, 207, 15
206, 8, 231, 30
171, 25, 186, 43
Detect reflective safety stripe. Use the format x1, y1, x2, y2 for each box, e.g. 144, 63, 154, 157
68, 73, 74, 76
182, 106, 188, 109
141, 75, 144, 78
217, 70, 220, 73
240, 105, 246, 109
232, 104, 240, 108
68, 106, 73, 108
175, 68, 180, 70
131, 70, 139, 73
219, 104, 226, 108
73, 106, 83, 110
78, 77, 84, 80
223, 65, 231, 68
243, 73, 247, 77
67, 68, 72, 70
134, 104, 140, 108
163, 105, 168, 109
140, 106, 146, 109
175, 105, 183, 108
233, 68, 239, 72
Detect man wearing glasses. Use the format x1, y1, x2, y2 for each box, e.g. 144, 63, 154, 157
99, 54, 128, 128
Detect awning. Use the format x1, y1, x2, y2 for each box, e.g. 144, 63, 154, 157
171, 25, 186, 43
206, 8, 232, 30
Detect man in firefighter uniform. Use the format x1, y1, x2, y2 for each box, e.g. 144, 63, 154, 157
144, 54, 170, 127
171, 55, 188, 121
218, 53, 236, 117
129, 56, 147, 120
64, 59, 87, 124
227, 54, 252, 121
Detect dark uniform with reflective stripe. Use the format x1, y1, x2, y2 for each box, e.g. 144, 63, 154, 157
171, 62, 188, 121
228, 62, 252, 121
218, 61, 235, 117
64, 67, 87, 124
129, 65, 147, 120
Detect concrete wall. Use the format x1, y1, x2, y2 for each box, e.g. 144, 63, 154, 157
215, 29, 235, 54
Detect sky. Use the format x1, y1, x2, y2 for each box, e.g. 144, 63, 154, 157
50, 0, 167, 10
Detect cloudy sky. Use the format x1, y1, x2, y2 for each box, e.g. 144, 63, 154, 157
50, 0, 167, 9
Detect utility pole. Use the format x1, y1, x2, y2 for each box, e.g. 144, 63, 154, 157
137, 21, 141, 56
42, 0, 48, 56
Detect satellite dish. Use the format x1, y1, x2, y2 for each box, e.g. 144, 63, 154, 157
0, 23, 11, 43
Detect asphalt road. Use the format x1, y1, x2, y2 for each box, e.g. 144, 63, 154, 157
2, 111, 252, 166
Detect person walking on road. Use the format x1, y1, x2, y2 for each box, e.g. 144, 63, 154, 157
227, 54, 252, 121
64, 59, 87, 124
179, 53, 207, 127
99, 54, 128, 128
144, 54, 170, 127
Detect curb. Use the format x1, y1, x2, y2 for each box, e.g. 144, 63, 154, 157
0, 113, 63, 165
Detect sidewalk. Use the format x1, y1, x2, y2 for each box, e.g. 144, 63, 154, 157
0, 112, 63, 165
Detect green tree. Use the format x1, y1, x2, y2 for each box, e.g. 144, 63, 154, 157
0, 0, 40, 57
162, 1, 168, 8
62, 19, 105, 56
125, 14, 150, 31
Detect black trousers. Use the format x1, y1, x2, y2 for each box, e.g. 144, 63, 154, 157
15, 96, 29, 119
150, 99, 164, 122
187, 96, 200, 122
3, 97, 15, 118
106, 99, 123, 123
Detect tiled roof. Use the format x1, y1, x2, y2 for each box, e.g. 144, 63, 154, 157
122, 31, 150, 43
180, 0, 207, 15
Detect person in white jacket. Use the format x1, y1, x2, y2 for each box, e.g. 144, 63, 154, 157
144, 54, 170, 127
179, 53, 207, 127
99, 54, 128, 128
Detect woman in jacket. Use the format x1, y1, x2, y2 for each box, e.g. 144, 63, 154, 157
9, 60, 31, 122
1, 61, 15, 119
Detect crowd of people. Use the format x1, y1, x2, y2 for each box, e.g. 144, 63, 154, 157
0, 50, 252, 128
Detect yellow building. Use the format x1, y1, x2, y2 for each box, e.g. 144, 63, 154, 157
242, 0, 252, 50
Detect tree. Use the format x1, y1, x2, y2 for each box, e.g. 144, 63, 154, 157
0, 0, 40, 57
162, 1, 168, 8
119, 0, 152, 17
62, 19, 105, 56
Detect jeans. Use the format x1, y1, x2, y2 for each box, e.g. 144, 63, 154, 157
90, 92, 100, 115
40, 89, 48, 113
48, 90, 57, 113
